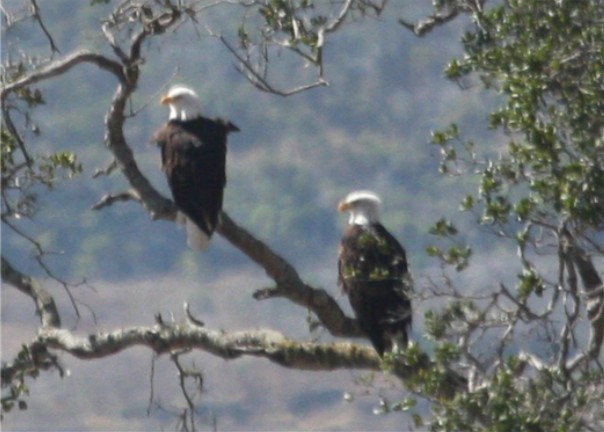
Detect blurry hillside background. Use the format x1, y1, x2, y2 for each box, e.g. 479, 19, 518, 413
1, 1, 507, 430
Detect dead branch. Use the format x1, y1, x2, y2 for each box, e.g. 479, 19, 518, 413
568, 243, 604, 367
1, 51, 124, 96
29, 0, 60, 54
217, 212, 362, 338
399, 7, 460, 37
91, 190, 142, 211
92, 159, 118, 178
1, 255, 60, 328
34, 320, 378, 372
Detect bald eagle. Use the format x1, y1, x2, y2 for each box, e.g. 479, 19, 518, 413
337, 191, 412, 356
154, 86, 239, 250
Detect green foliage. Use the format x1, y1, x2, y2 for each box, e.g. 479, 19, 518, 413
516, 266, 544, 299
441, 0, 604, 229
427, 359, 602, 432
37, 151, 82, 188
427, 218, 471, 272
426, 218, 472, 272
243, 0, 323, 56
423, 1, 604, 430
424, 300, 480, 341
1, 128, 82, 219
2, 78, 82, 221
430, 123, 476, 175
429, 218, 458, 237
3, 1, 603, 430
1, 345, 37, 420
1, 127, 17, 174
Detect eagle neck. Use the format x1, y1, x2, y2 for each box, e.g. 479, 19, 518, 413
349, 212, 378, 226
169, 105, 203, 122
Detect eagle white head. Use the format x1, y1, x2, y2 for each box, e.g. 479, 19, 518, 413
338, 190, 382, 225
160, 85, 202, 121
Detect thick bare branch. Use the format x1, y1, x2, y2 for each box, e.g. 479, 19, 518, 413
217, 212, 362, 338
560, 228, 604, 370
35, 320, 378, 372
99, 28, 177, 223
9, 314, 463, 400
1, 255, 60, 328
1, 51, 124, 96
570, 244, 604, 362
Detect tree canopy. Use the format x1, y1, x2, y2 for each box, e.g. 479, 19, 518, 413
1, 0, 603, 430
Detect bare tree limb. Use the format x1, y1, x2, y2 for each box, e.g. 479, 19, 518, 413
34, 320, 378, 372
1, 51, 124, 96
0, 309, 462, 400
216, 212, 362, 338
568, 243, 604, 367
170, 350, 200, 432
92, 159, 118, 179
13, 1, 357, 342
29, 0, 60, 54
399, 7, 460, 37
99, 60, 176, 223
91, 190, 142, 211
1, 216, 86, 319
1, 255, 60, 329
214, 32, 328, 97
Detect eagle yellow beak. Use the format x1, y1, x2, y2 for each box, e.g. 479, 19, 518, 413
160, 94, 172, 105
337, 200, 350, 213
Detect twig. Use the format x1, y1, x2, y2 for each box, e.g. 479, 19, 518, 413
184, 302, 205, 328
91, 190, 141, 210
1, 215, 82, 319
170, 351, 200, 432
215, 32, 328, 97
92, 159, 118, 178
29, 0, 60, 54
399, 7, 460, 37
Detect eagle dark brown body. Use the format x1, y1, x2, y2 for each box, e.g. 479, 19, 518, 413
338, 205, 412, 356
154, 117, 239, 245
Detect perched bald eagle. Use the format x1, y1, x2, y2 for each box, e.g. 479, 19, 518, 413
154, 85, 239, 250
337, 190, 412, 356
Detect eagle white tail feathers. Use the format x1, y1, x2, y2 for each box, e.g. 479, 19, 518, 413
185, 217, 211, 251
177, 212, 210, 251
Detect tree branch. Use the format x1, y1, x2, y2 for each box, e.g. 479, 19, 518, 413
91, 190, 142, 211
399, 7, 460, 37
1, 255, 60, 328
34, 319, 378, 372
1, 310, 462, 400
569, 243, 604, 365
1, 50, 124, 96
214, 32, 328, 97
2, 1, 359, 346
29, 0, 60, 54
216, 212, 362, 338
